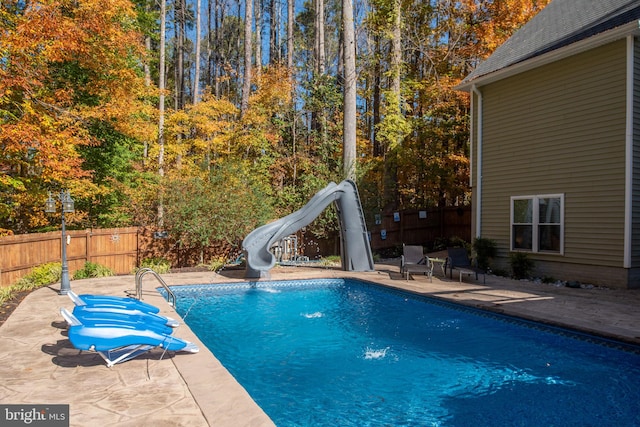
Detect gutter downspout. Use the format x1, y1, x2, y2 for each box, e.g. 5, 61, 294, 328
624, 35, 634, 269
472, 84, 483, 238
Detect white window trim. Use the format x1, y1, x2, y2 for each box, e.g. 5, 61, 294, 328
510, 194, 564, 255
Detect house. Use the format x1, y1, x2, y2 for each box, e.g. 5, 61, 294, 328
455, 0, 640, 289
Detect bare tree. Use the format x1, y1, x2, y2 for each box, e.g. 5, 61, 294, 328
193, 0, 202, 104
287, 0, 293, 69
174, 0, 187, 108
315, 0, 325, 74
255, 0, 262, 77
391, 0, 401, 109
342, 0, 356, 180
158, 0, 167, 225
144, 27, 151, 161
382, 0, 403, 208
241, 0, 253, 115
269, 0, 277, 63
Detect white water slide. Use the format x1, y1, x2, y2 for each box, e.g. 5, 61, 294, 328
242, 180, 375, 278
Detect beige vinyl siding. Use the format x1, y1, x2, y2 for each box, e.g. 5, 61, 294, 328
478, 39, 627, 268
632, 36, 640, 268
470, 92, 479, 238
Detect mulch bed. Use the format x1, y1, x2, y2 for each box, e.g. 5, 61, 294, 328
0, 290, 31, 327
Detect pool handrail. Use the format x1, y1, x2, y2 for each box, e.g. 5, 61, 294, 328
135, 268, 176, 307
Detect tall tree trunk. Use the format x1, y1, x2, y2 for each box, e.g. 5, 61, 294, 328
391, 0, 401, 106
173, 5, 180, 110
144, 34, 151, 162
241, 0, 253, 115
207, 0, 212, 94
214, 0, 222, 97
193, 0, 201, 104
173, 0, 186, 109
342, 0, 356, 180
287, 0, 293, 70
269, 0, 277, 63
315, 0, 325, 74
255, 0, 262, 77
372, 34, 381, 157
158, 0, 167, 226
382, 0, 402, 209
313, 0, 326, 144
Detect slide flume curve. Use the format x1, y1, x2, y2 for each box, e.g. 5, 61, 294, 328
242, 180, 375, 278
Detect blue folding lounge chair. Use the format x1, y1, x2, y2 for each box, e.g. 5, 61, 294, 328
68, 290, 160, 313
60, 308, 198, 368
71, 306, 175, 335
72, 305, 179, 329
67, 290, 179, 327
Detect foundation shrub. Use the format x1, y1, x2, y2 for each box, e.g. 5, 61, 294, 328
472, 237, 497, 271
510, 252, 534, 280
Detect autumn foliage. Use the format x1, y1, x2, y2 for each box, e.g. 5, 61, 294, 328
1, 0, 150, 230
1, 0, 550, 255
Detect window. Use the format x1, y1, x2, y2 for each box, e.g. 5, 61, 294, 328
511, 195, 563, 254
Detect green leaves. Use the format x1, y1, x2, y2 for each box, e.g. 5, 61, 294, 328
162, 162, 275, 251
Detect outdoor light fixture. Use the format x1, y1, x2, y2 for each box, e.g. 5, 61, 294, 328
45, 190, 75, 295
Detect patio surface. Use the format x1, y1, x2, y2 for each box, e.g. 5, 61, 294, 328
1, 261, 639, 426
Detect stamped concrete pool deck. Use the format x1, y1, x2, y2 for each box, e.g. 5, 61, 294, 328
1, 262, 639, 426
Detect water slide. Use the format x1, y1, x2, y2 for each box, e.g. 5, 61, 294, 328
242, 179, 375, 278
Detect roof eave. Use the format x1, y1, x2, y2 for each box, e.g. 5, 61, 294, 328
455, 20, 640, 92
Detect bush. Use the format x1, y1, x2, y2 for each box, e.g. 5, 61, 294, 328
318, 255, 341, 267
473, 237, 498, 271
449, 236, 469, 249
431, 237, 472, 253
14, 262, 62, 290
1, 262, 62, 304
73, 262, 114, 279
432, 237, 449, 252
491, 268, 509, 278
510, 252, 534, 280
139, 257, 171, 274
206, 256, 226, 272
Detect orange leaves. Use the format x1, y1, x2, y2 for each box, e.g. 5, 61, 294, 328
1, 0, 149, 232
461, 0, 551, 59
2, 0, 145, 113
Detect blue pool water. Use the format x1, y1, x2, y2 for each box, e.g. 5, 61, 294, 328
170, 279, 640, 426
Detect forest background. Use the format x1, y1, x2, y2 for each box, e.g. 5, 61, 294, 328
0, 0, 550, 260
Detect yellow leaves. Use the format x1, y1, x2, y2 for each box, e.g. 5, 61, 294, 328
155, 68, 292, 177
157, 96, 240, 173
244, 65, 292, 129
250, 66, 292, 111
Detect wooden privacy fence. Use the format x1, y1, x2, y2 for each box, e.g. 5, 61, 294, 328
367, 206, 471, 251
0, 227, 241, 288
0, 206, 471, 287
0, 227, 139, 288
302, 206, 471, 258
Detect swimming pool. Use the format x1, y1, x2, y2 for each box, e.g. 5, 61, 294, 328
170, 278, 640, 426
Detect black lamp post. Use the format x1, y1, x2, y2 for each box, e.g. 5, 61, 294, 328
45, 190, 75, 295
